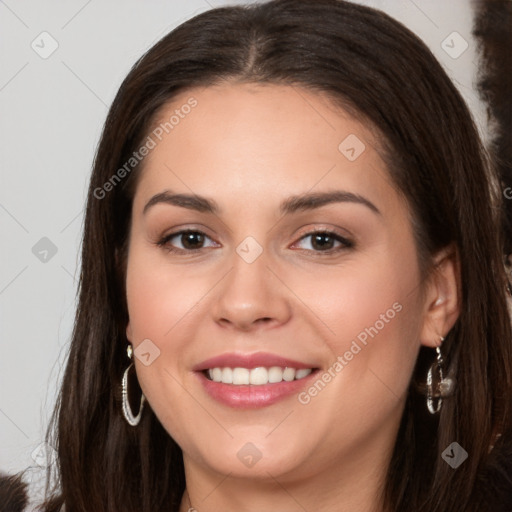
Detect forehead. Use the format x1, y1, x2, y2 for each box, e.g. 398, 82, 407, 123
133, 82, 399, 216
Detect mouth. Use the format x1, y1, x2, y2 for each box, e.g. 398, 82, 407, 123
203, 366, 314, 385
193, 352, 320, 408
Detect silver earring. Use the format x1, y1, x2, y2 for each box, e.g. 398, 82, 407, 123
122, 344, 146, 426
426, 336, 455, 414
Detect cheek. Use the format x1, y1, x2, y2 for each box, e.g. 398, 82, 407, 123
124, 246, 190, 395
315, 249, 422, 406
125, 246, 205, 341
288, 255, 422, 456
124, 250, 202, 444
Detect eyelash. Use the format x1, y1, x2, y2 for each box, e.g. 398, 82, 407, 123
156, 228, 354, 255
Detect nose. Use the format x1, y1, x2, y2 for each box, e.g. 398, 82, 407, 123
210, 247, 292, 332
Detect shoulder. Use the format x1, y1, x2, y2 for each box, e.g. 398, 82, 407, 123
0, 471, 29, 512
471, 430, 512, 510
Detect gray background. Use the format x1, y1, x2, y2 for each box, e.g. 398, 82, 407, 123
0, 0, 487, 505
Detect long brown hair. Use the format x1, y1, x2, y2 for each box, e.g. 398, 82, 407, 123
34, 1, 512, 510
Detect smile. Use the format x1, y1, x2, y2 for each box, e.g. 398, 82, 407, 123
193, 352, 320, 408
205, 366, 313, 385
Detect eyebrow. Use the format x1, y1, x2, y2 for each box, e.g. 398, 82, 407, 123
142, 189, 381, 216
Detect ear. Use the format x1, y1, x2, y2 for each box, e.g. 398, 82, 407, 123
419, 244, 461, 348
126, 321, 134, 343
115, 246, 133, 342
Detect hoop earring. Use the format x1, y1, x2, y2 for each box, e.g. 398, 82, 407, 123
122, 344, 146, 426
426, 336, 455, 414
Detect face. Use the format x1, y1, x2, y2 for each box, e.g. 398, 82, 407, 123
125, 83, 427, 487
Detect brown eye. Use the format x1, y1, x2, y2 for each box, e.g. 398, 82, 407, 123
294, 230, 353, 253
157, 230, 216, 253
178, 231, 205, 250
311, 233, 336, 251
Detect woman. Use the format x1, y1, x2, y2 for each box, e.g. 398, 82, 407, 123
27, 0, 512, 510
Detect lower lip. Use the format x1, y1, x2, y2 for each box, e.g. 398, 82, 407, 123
196, 371, 318, 409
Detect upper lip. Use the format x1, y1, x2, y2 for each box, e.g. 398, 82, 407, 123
193, 352, 318, 371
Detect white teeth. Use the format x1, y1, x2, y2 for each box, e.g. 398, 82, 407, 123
295, 368, 313, 379
221, 367, 233, 384
212, 368, 223, 383
232, 367, 250, 385
268, 366, 283, 383
282, 367, 296, 382
205, 366, 314, 385
249, 367, 268, 385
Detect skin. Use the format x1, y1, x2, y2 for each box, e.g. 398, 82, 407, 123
125, 83, 460, 512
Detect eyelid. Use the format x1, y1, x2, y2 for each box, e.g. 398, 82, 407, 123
290, 226, 354, 251
156, 228, 218, 253
293, 224, 353, 240
156, 225, 354, 255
